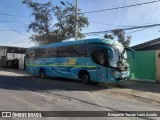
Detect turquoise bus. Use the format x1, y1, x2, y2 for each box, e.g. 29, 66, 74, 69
25, 38, 135, 83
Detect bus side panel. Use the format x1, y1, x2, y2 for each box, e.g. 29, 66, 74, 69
26, 57, 98, 80
88, 70, 97, 82
74, 57, 97, 81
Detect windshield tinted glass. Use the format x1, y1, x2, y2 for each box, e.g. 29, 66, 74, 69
110, 50, 119, 67
123, 50, 127, 60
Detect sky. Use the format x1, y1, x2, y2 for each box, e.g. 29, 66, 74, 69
1, 0, 160, 48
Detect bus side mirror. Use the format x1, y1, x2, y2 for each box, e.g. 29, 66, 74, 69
125, 48, 135, 59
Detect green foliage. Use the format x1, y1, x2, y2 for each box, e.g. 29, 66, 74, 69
23, 0, 89, 45
53, 2, 89, 40
104, 29, 131, 47
104, 34, 114, 40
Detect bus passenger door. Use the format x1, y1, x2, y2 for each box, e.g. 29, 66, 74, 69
96, 64, 107, 82
91, 49, 108, 82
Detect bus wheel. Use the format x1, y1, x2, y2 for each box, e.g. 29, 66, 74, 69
80, 72, 90, 84
39, 69, 46, 79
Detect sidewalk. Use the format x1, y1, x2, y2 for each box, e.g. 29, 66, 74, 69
103, 81, 160, 105
120, 80, 159, 94
0, 68, 30, 77
0, 68, 160, 105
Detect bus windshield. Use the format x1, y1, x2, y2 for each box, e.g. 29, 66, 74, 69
109, 46, 127, 68
110, 49, 121, 67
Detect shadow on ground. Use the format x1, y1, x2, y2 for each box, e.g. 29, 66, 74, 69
0, 74, 112, 92
0, 68, 159, 94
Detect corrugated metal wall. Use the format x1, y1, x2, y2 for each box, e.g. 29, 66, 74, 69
127, 50, 156, 82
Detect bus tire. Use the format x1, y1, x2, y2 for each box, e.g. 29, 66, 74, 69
39, 69, 46, 79
79, 71, 90, 84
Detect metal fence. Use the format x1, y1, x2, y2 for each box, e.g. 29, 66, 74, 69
127, 50, 156, 82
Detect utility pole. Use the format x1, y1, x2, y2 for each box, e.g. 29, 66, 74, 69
61, 0, 78, 40
75, 0, 78, 40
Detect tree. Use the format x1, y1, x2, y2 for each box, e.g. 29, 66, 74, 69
104, 34, 114, 40
53, 2, 89, 40
23, 0, 53, 45
23, 0, 89, 45
104, 29, 131, 47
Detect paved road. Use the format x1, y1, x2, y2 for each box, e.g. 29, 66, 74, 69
0, 69, 159, 120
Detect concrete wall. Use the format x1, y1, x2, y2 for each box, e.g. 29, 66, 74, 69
0, 48, 6, 68
6, 53, 25, 70
0, 58, 6, 68
0, 46, 26, 69
0, 49, 6, 56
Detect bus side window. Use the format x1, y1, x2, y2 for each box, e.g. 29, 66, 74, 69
49, 48, 57, 57
28, 51, 35, 59
25, 53, 29, 59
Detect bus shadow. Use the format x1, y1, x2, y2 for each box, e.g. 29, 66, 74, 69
0, 74, 111, 92
1, 72, 159, 94
117, 80, 160, 94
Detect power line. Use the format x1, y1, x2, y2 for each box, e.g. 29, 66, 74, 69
0, 28, 29, 37
0, 21, 27, 26
0, 29, 30, 45
1, 26, 27, 28
80, 0, 160, 14
0, 12, 30, 17
5, 38, 30, 46
6, 23, 160, 45
84, 23, 160, 35
11, 16, 27, 27
0, 21, 22, 22
89, 21, 160, 35
126, 28, 148, 34
0, 20, 27, 27
90, 21, 160, 28
0, 12, 29, 27
11, 29, 29, 37
89, 21, 133, 27
0, 29, 11, 31
126, 25, 160, 34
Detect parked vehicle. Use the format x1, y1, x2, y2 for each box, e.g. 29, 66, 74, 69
25, 38, 135, 83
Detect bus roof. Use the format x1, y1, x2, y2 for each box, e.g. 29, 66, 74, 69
28, 38, 120, 50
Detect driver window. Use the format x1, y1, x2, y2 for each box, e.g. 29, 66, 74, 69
91, 49, 109, 66
97, 52, 105, 65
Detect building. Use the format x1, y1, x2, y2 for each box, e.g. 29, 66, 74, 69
0, 46, 26, 69
127, 38, 160, 83
131, 37, 160, 51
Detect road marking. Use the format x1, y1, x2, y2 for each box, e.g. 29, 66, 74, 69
17, 87, 47, 98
